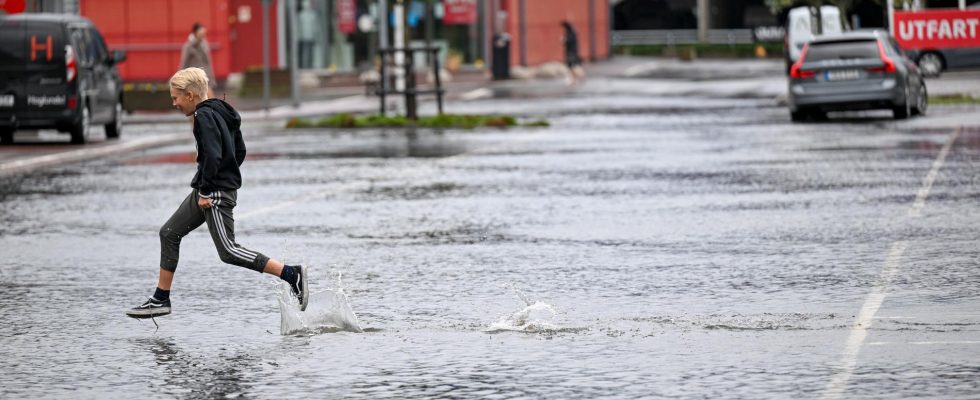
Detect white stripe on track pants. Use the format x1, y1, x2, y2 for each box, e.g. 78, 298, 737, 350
159, 189, 270, 272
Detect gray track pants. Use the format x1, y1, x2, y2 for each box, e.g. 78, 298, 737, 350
159, 189, 270, 273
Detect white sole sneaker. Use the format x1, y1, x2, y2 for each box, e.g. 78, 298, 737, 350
126, 299, 171, 319
298, 264, 309, 311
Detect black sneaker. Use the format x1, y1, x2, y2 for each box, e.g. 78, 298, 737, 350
126, 297, 171, 319
289, 264, 309, 311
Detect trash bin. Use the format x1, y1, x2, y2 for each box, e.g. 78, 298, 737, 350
492, 33, 510, 80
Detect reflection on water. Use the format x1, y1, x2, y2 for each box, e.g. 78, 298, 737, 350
136, 337, 256, 399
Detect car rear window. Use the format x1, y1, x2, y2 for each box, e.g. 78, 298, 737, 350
0, 19, 65, 67
805, 40, 879, 62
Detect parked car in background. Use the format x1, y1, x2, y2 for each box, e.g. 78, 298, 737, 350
788, 30, 928, 121
785, 5, 845, 73
0, 14, 125, 144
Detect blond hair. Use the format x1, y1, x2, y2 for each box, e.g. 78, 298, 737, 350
169, 67, 209, 98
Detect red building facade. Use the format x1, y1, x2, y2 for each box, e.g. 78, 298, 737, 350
81, 0, 279, 82
498, 0, 610, 66
75, 0, 608, 83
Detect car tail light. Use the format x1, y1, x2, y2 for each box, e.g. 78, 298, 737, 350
789, 44, 815, 79
65, 45, 77, 83
867, 40, 897, 74
68, 96, 77, 109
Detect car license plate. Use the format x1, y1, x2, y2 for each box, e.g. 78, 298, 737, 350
0, 95, 13, 108
825, 70, 861, 81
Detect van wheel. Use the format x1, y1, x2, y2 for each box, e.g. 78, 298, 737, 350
105, 101, 122, 139
790, 108, 808, 122
0, 129, 13, 144
70, 106, 90, 144
789, 111, 806, 122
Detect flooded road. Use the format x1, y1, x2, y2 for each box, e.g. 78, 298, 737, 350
1, 85, 979, 398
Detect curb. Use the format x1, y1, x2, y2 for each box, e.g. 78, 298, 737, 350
0, 133, 189, 177
125, 95, 380, 125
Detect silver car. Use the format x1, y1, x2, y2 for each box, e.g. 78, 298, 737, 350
788, 30, 928, 121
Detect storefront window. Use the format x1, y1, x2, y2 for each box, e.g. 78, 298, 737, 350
297, 0, 323, 69
291, 0, 486, 72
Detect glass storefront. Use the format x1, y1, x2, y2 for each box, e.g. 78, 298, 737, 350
289, 0, 487, 72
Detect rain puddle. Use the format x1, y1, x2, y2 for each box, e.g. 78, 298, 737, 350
277, 272, 363, 336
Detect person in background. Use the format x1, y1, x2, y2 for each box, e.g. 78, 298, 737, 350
561, 20, 585, 85
180, 22, 216, 98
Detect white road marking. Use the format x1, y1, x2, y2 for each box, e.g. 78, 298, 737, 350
821, 127, 962, 400
908, 129, 959, 217
0, 133, 187, 176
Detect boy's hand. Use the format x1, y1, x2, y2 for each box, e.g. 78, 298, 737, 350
198, 197, 213, 209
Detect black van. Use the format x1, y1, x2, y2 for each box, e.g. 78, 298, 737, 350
0, 14, 125, 144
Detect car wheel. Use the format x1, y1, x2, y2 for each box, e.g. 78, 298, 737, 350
105, 101, 122, 139
893, 85, 912, 120
917, 52, 943, 77
70, 105, 90, 144
913, 83, 928, 116
0, 129, 13, 145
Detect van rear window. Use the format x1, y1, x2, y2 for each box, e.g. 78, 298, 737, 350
0, 20, 65, 67
805, 40, 880, 62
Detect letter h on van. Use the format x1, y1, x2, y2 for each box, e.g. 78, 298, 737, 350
30, 35, 53, 62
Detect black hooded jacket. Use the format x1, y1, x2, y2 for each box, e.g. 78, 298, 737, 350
191, 99, 246, 196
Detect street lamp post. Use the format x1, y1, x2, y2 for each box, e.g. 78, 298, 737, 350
288, 0, 300, 108
697, 0, 709, 43
379, 0, 389, 115
262, 0, 271, 113
887, 0, 894, 36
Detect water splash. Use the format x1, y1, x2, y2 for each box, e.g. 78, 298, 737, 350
484, 286, 566, 333
277, 271, 363, 336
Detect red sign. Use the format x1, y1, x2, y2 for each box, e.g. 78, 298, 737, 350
337, 0, 356, 34
893, 10, 980, 49
1, 0, 26, 14
443, 0, 476, 25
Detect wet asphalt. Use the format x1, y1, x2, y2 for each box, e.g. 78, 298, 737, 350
1, 77, 979, 399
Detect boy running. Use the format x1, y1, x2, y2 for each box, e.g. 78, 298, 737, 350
127, 67, 309, 319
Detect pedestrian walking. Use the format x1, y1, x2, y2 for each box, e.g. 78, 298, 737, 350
561, 20, 585, 85
126, 67, 309, 319
179, 23, 216, 98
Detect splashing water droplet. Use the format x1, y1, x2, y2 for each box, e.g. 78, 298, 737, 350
277, 271, 363, 335
485, 286, 563, 333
